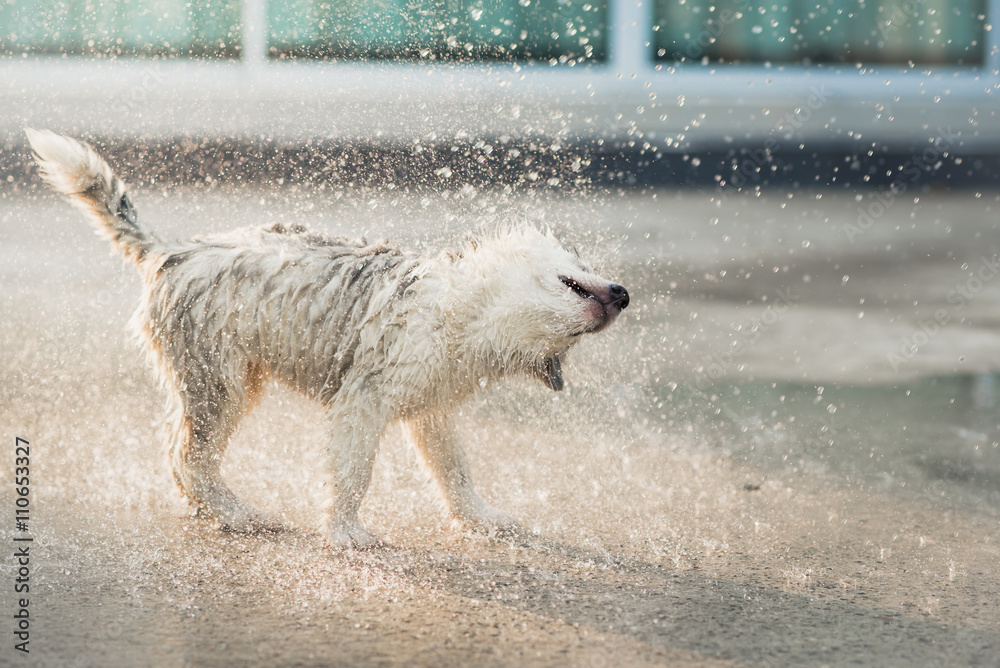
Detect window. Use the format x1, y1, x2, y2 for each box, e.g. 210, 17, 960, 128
0, 0, 607, 62
652, 0, 987, 65
267, 0, 607, 62
0, 0, 241, 57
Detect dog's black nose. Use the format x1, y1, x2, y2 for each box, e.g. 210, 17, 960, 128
609, 284, 629, 309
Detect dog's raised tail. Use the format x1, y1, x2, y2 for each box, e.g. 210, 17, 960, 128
26, 128, 157, 264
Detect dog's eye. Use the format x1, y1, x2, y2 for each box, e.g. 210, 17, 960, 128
559, 276, 593, 299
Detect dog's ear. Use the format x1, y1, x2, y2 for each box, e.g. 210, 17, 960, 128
533, 353, 564, 391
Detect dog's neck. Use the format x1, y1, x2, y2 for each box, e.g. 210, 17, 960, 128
414, 247, 560, 394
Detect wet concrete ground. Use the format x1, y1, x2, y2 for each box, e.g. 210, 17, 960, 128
1, 183, 999, 666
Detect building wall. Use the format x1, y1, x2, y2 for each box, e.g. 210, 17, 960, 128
1, 1, 998, 175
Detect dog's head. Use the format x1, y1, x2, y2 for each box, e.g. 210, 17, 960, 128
456, 227, 629, 391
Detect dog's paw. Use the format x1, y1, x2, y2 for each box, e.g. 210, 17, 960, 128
212, 506, 285, 535
328, 521, 384, 550
455, 506, 521, 538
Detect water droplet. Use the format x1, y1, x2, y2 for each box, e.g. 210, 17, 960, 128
827, 404, 837, 414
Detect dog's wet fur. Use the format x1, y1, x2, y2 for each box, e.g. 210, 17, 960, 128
27, 129, 629, 549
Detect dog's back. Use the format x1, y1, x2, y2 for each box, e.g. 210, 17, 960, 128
142, 222, 423, 404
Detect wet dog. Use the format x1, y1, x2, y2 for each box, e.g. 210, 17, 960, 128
27, 129, 629, 549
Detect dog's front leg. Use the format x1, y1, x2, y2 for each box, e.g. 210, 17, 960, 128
325, 398, 384, 550
404, 412, 519, 536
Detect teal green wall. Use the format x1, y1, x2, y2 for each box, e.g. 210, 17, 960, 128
266, 0, 608, 61
0, 1, 986, 64
0, 0, 607, 61
0, 0, 242, 56
653, 0, 986, 65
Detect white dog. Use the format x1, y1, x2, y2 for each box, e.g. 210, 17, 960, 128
27, 129, 629, 549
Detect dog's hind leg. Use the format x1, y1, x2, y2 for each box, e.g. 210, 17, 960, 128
403, 412, 520, 536
165, 361, 281, 533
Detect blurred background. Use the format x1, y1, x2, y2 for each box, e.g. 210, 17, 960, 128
0, 0, 997, 179
2, 3, 1000, 665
